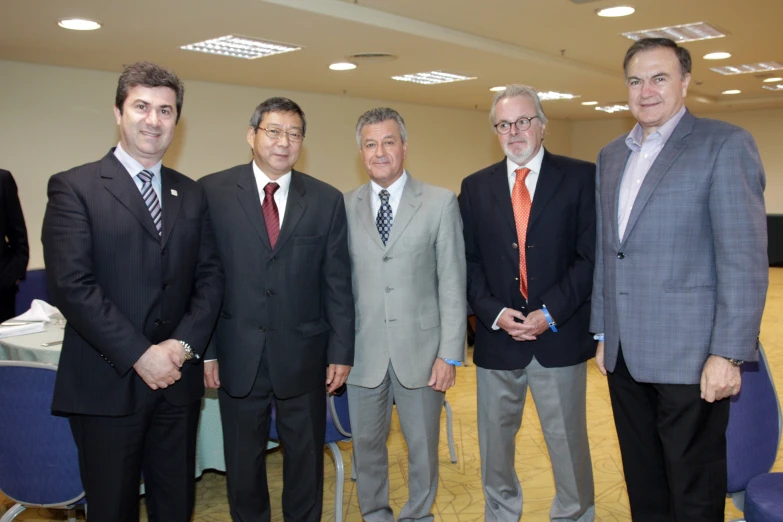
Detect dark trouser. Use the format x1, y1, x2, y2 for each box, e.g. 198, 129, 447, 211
607, 347, 730, 522
69, 394, 200, 522
219, 350, 326, 522
0, 285, 16, 322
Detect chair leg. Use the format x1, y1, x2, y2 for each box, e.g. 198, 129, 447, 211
0, 503, 26, 522
327, 442, 344, 522
66, 508, 77, 522
351, 444, 357, 481
444, 400, 457, 464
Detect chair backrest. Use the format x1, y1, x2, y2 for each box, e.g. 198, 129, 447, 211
14, 269, 49, 316
726, 342, 782, 493
0, 361, 84, 506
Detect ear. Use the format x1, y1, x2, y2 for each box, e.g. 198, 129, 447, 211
402, 140, 408, 161
681, 73, 692, 97
246, 127, 256, 149
113, 105, 122, 125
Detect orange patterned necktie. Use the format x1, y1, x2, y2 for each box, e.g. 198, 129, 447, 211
511, 167, 531, 299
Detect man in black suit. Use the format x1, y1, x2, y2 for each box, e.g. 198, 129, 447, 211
199, 97, 354, 522
0, 169, 29, 321
41, 62, 224, 521
460, 85, 596, 522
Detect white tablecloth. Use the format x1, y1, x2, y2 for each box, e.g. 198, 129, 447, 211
0, 325, 226, 476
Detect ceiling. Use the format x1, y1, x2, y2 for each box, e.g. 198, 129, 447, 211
1, 0, 781, 120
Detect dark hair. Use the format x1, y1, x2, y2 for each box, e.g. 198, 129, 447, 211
623, 38, 692, 79
355, 107, 407, 146
115, 62, 185, 123
249, 97, 307, 136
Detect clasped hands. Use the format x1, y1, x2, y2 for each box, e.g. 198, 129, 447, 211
133, 339, 186, 390
497, 308, 549, 341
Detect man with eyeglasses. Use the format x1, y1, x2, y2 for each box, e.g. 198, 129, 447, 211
199, 97, 354, 522
460, 84, 596, 521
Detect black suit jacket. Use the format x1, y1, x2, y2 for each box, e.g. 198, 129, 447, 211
199, 163, 354, 399
42, 151, 225, 416
460, 150, 596, 370
0, 170, 29, 289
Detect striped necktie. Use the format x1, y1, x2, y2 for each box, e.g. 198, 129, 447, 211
137, 170, 162, 236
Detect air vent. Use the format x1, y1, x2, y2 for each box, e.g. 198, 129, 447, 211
346, 52, 398, 63
569, 0, 602, 3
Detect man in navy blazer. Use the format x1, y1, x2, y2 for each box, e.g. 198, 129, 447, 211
42, 62, 224, 521
591, 38, 767, 521
461, 85, 596, 522
0, 169, 29, 321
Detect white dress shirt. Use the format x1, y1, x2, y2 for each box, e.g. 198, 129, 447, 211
493, 146, 546, 329
252, 160, 291, 229
370, 170, 408, 218
114, 143, 162, 206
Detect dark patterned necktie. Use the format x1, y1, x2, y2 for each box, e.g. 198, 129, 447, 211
137, 170, 162, 236
376, 189, 393, 246
263, 183, 280, 248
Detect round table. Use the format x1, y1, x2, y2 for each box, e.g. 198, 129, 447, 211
0, 326, 226, 476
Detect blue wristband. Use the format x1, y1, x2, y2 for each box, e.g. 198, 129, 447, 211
541, 305, 558, 333
441, 358, 462, 366
593, 333, 605, 342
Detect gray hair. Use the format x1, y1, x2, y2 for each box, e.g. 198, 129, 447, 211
489, 84, 548, 128
355, 107, 408, 147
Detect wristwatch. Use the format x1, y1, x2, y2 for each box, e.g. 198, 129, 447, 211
722, 357, 744, 367
178, 340, 198, 361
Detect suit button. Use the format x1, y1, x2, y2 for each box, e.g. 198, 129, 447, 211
161, 248, 167, 256
385, 287, 393, 293
383, 256, 391, 262
260, 326, 267, 332
154, 319, 162, 326
617, 252, 625, 259
511, 242, 518, 249
162, 284, 169, 291
266, 290, 274, 297
514, 277, 519, 281
270, 256, 277, 262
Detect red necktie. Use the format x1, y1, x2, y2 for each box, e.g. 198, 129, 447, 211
511, 168, 531, 298
262, 183, 280, 248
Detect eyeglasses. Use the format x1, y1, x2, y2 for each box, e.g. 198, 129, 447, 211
258, 126, 304, 142
493, 116, 540, 134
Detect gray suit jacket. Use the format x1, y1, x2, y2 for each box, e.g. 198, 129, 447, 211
345, 175, 467, 389
590, 110, 768, 385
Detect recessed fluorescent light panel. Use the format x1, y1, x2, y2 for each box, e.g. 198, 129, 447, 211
392, 71, 476, 85
58, 18, 101, 30
622, 22, 726, 43
762, 84, 783, 91
181, 35, 301, 60
763, 77, 783, 82
538, 91, 580, 101
596, 6, 635, 17
710, 62, 783, 75
595, 104, 629, 113
722, 89, 741, 95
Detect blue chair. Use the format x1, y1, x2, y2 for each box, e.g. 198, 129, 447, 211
726, 341, 782, 518
0, 361, 85, 522
744, 472, 783, 522
13, 269, 49, 316
268, 393, 352, 522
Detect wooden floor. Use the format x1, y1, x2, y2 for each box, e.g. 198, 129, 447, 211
3, 268, 782, 521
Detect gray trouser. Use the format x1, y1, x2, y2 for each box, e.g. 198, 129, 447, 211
477, 358, 595, 522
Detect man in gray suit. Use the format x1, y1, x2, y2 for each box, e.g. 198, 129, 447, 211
345, 107, 466, 522
592, 38, 768, 521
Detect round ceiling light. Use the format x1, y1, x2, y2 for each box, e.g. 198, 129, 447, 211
581, 101, 599, 106
722, 89, 741, 95
58, 18, 101, 30
596, 6, 635, 17
763, 77, 783, 83
489, 86, 507, 92
704, 52, 731, 60
329, 62, 357, 71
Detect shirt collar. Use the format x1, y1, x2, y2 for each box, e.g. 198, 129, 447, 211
114, 143, 162, 179
370, 170, 408, 201
252, 160, 292, 197
626, 105, 687, 152
506, 145, 545, 179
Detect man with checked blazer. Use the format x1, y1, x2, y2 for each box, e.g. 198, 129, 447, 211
591, 38, 768, 521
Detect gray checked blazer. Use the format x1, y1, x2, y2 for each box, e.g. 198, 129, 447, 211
344, 175, 467, 389
590, 110, 768, 385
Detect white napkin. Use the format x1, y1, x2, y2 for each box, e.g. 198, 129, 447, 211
0, 299, 62, 338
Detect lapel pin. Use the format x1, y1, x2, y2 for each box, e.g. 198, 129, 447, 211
171, 189, 178, 196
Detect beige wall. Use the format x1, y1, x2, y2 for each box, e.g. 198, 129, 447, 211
2, 60, 779, 268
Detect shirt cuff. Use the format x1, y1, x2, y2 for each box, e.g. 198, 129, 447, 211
491, 307, 506, 330
441, 358, 462, 367
593, 333, 604, 342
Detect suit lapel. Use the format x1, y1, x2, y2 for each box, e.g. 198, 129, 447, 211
528, 150, 564, 230
101, 153, 160, 241
236, 162, 272, 251
489, 160, 517, 235
160, 168, 182, 247
274, 171, 307, 252
356, 183, 386, 251
385, 175, 423, 250
621, 112, 693, 245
